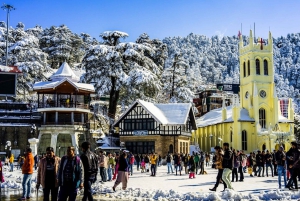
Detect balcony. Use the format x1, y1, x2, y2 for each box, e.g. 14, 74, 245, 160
37, 101, 92, 113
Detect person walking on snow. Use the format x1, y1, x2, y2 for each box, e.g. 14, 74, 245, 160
112, 151, 129, 191
221, 142, 234, 190
209, 146, 227, 192
18, 148, 34, 200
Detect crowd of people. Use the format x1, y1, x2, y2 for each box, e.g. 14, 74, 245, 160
1, 141, 300, 200
209, 141, 300, 192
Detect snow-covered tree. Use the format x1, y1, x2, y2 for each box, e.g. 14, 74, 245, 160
82, 31, 166, 118
40, 25, 83, 68
9, 23, 48, 100
161, 53, 193, 103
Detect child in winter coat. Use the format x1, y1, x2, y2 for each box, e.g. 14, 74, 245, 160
188, 156, 196, 179
141, 159, 146, 173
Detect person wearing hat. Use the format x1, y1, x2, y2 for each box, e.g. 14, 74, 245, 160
286, 142, 300, 190
209, 146, 227, 192
275, 146, 287, 189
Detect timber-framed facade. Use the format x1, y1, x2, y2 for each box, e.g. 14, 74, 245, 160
114, 100, 196, 156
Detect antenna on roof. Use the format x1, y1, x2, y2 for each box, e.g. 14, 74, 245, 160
254, 22, 256, 43
241, 23, 242, 35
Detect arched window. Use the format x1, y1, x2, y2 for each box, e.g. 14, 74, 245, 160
243, 62, 246, 77
230, 130, 233, 143
264, 60, 268, 75
259, 108, 266, 129
242, 130, 247, 150
247, 60, 250, 76
256, 59, 260, 75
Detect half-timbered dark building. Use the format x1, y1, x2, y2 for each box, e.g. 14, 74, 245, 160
114, 100, 196, 156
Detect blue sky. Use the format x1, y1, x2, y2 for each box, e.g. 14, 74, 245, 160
2, 0, 300, 42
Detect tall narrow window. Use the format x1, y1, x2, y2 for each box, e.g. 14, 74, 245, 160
247, 60, 250, 76
256, 59, 260, 75
259, 108, 266, 129
243, 62, 246, 77
264, 60, 268, 75
242, 130, 247, 150
230, 130, 233, 142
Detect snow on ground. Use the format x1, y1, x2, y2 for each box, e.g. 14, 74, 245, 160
1, 164, 300, 200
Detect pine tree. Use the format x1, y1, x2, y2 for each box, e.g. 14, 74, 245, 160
9, 22, 48, 100
40, 25, 83, 68
82, 31, 166, 118
161, 53, 193, 103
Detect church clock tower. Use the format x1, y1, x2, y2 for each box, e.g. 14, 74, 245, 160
239, 30, 278, 130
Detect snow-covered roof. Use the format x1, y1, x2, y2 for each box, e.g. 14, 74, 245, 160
33, 78, 95, 92
0, 65, 22, 73
196, 106, 255, 127
114, 99, 195, 126
50, 62, 79, 82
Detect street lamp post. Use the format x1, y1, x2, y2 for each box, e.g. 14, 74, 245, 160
209, 134, 213, 152
1, 4, 15, 66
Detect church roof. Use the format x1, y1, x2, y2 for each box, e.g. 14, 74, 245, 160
114, 99, 196, 127
50, 62, 79, 82
196, 106, 255, 127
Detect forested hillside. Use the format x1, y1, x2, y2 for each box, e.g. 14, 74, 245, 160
0, 22, 299, 113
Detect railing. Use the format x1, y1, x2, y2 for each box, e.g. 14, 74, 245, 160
38, 101, 90, 110
43, 122, 86, 125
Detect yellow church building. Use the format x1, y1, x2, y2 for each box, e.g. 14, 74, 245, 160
192, 30, 294, 153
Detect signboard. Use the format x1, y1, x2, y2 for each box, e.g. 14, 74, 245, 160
0, 74, 17, 96
216, 84, 240, 94
133, 130, 148, 136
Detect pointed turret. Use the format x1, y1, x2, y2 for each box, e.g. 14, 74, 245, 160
268, 31, 273, 46
239, 32, 243, 47
249, 29, 254, 47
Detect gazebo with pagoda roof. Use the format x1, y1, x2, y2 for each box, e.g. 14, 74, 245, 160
33, 62, 95, 156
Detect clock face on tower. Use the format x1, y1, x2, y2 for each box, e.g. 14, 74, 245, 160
245, 91, 249, 99
260, 90, 266, 98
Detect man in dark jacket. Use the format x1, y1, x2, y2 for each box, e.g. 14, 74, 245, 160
275, 146, 287, 189
256, 150, 263, 177
135, 154, 140, 171
80, 142, 98, 201
173, 153, 179, 175
286, 142, 300, 190
265, 150, 274, 177
272, 150, 278, 176
57, 146, 84, 201
221, 142, 233, 190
